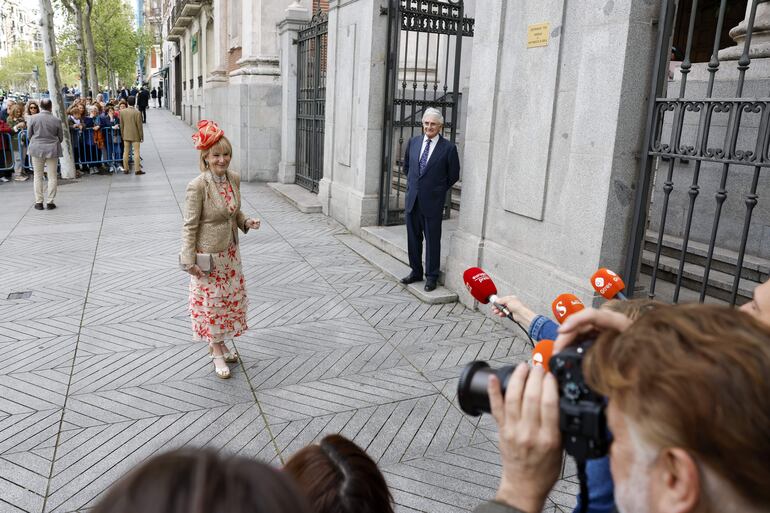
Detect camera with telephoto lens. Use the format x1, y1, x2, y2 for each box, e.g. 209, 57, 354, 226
457, 340, 609, 461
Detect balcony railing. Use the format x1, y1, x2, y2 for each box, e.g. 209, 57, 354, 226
165, 0, 201, 41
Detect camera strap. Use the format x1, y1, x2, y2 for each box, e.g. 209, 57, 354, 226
576, 459, 589, 513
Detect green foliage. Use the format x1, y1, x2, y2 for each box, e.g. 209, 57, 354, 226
0, 45, 48, 91
57, 0, 149, 89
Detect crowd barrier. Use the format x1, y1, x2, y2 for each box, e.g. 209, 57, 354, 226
0, 126, 127, 174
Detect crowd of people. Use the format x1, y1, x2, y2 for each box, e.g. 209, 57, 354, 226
0, 83, 161, 179
0, 84, 156, 208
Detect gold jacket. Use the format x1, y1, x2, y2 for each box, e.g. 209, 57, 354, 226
180, 170, 249, 266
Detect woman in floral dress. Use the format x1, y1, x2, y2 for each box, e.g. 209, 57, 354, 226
180, 120, 260, 378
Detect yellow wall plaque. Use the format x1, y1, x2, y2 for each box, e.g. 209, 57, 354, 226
527, 22, 550, 48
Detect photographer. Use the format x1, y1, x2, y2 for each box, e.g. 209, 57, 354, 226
475, 304, 770, 513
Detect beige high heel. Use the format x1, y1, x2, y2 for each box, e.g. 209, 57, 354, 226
208, 343, 231, 379
222, 340, 239, 363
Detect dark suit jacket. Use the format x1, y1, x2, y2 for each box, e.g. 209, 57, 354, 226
137, 90, 150, 109
404, 134, 460, 217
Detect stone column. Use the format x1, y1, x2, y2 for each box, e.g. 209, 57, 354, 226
207, 0, 227, 83
233, 0, 280, 76
277, 3, 312, 184
317, 0, 389, 233
719, 0, 770, 60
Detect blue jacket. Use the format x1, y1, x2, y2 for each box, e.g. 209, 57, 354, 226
529, 315, 560, 342
403, 134, 460, 217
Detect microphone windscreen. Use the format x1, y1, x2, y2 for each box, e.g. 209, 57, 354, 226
532, 339, 555, 372
591, 268, 626, 300
551, 293, 585, 324
463, 267, 498, 304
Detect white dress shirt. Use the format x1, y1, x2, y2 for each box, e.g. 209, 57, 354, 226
419, 134, 440, 165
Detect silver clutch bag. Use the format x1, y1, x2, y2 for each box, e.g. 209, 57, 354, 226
196, 253, 213, 274
180, 253, 213, 274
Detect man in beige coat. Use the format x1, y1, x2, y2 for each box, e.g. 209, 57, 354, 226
119, 96, 144, 175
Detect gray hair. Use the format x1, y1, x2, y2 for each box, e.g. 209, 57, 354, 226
422, 107, 444, 126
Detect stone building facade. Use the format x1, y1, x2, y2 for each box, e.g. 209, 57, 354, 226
160, 0, 766, 313
162, 0, 315, 181
0, 0, 41, 63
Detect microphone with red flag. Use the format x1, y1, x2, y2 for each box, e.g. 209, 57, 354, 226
551, 293, 585, 324
591, 268, 627, 300
463, 267, 533, 344
531, 339, 554, 372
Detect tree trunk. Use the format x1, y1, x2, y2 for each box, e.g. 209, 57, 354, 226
38, 0, 76, 179
83, 0, 99, 96
62, 0, 89, 96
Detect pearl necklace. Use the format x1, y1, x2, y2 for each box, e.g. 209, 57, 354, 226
211, 172, 227, 184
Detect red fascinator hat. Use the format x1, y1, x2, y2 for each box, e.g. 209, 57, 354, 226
192, 120, 224, 150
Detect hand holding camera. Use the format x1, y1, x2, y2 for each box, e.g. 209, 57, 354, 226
487, 363, 561, 513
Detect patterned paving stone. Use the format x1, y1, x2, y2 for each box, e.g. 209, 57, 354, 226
0, 110, 577, 513
0, 450, 51, 513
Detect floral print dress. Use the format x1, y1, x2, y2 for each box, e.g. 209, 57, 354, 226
188, 180, 249, 342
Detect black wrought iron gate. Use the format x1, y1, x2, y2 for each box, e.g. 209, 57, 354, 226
295, 11, 328, 193
624, 0, 770, 305
379, 0, 474, 225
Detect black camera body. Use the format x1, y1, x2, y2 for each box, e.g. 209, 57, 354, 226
548, 343, 608, 461
457, 341, 608, 461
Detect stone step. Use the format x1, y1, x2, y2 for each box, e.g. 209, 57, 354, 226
359, 217, 458, 285
336, 234, 458, 304
644, 230, 770, 283
641, 250, 753, 304
266, 182, 322, 213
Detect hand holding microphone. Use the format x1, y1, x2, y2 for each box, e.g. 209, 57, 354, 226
463, 267, 534, 344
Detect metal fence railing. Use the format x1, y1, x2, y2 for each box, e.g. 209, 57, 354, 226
0, 126, 128, 175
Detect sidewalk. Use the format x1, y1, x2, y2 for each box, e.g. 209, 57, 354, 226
0, 109, 578, 513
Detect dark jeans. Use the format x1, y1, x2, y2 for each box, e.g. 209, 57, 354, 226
139, 107, 147, 123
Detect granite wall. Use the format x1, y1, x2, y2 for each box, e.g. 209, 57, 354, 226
445, 0, 659, 313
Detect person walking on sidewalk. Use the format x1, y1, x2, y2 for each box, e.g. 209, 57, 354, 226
119, 96, 144, 175
151, 87, 157, 108
27, 99, 62, 210
157, 85, 163, 109
137, 86, 150, 123
179, 120, 261, 379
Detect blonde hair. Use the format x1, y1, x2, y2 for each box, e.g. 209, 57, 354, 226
8, 103, 23, 120
199, 135, 233, 173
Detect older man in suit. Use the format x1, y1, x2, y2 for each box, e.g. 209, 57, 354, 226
120, 96, 144, 175
27, 99, 63, 210
401, 108, 461, 292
